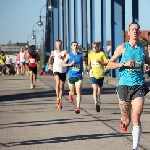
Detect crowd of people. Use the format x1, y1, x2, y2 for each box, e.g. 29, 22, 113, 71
0, 47, 40, 76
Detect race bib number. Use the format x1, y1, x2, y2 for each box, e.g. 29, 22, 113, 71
58, 62, 62, 67
91, 60, 100, 66
72, 64, 80, 71
30, 58, 35, 63
128, 61, 142, 72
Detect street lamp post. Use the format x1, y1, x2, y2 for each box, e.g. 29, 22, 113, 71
25, 33, 34, 49
37, 4, 52, 66
31, 30, 43, 71
37, 3, 53, 27
32, 21, 44, 66
31, 30, 43, 50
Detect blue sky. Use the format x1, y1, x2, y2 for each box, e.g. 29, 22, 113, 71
0, 0, 150, 45
0, 0, 47, 46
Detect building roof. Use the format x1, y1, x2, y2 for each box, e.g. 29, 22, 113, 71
107, 30, 150, 46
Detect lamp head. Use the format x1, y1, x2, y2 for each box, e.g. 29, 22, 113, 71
31, 35, 35, 39
25, 44, 29, 49
38, 21, 43, 27
48, 5, 54, 11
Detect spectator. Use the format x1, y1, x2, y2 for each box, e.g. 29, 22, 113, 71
0, 51, 6, 75
83, 59, 88, 74
45, 63, 50, 74
145, 45, 150, 78
104, 48, 111, 76
5, 54, 12, 75
40, 66, 45, 75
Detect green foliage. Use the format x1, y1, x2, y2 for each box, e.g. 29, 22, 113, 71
140, 40, 150, 46
147, 41, 150, 45
139, 40, 146, 46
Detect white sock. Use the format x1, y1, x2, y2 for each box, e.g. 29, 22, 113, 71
132, 126, 142, 150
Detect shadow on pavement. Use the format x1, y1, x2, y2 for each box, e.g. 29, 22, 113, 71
0, 132, 133, 147
0, 86, 116, 102
81, 87, 116, 95
0, 118, 100, 129
0, 90, 56, 102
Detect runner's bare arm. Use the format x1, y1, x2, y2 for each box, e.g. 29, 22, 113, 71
49, 51, 54, 64
62, 54, 74, 67
100, 52, 108, 65
107, 44, 124, 69
64, 50, 68, 59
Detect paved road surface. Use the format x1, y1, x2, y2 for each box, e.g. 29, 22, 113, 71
0, 75, 150, 150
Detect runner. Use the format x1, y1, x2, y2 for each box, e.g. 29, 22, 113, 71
19, 48, 26, 75
48, 40, 67, 110
15, 53, 20, 75
28, 45, 38, 89
25, 49, 29, 76
88, 42, 108, 112
62, 41, 83, 114
107, 22, 150, 150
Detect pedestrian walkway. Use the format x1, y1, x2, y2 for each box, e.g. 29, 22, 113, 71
0, 75, 150, 150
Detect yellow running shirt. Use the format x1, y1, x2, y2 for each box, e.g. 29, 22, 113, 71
88, 51, 107, 79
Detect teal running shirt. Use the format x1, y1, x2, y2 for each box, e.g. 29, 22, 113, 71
119, 42, 146, 86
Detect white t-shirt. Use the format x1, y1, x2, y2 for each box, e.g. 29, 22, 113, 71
5, 56, 12, 64
20, 52, 25, 62
53, 50, 67, 73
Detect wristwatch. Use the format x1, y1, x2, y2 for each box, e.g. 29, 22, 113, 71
122, 63, 125, 67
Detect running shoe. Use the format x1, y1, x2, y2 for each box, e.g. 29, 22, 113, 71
75, 107, 80, 114
33, 85, 35, 89
30, 84, 34, 89
58, 101, 62, 110
68, 96, 73, 103
55, 98, 60, 105
96, 104, 100, 112
120, 122, 127, 132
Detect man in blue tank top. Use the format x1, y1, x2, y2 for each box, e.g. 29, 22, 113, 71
62, 41, 83, 114
107, 22, 150, 150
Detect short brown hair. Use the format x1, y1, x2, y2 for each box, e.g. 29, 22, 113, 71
56, 40, 62, 43
129, 22, 140, 30
92, 42, 99, 47
71, 41, 78, 46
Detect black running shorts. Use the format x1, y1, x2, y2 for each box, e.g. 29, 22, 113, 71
53, 72, 66, 82
116, 84, 149, 102
29, 66, 37, 74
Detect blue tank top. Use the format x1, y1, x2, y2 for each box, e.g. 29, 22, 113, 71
67, 52, 83, 77
119, 42, 145, 86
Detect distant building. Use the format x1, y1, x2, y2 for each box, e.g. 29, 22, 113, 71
0, 42, 27, 54
125, 30, 150, 43
107, 30, 150, 47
